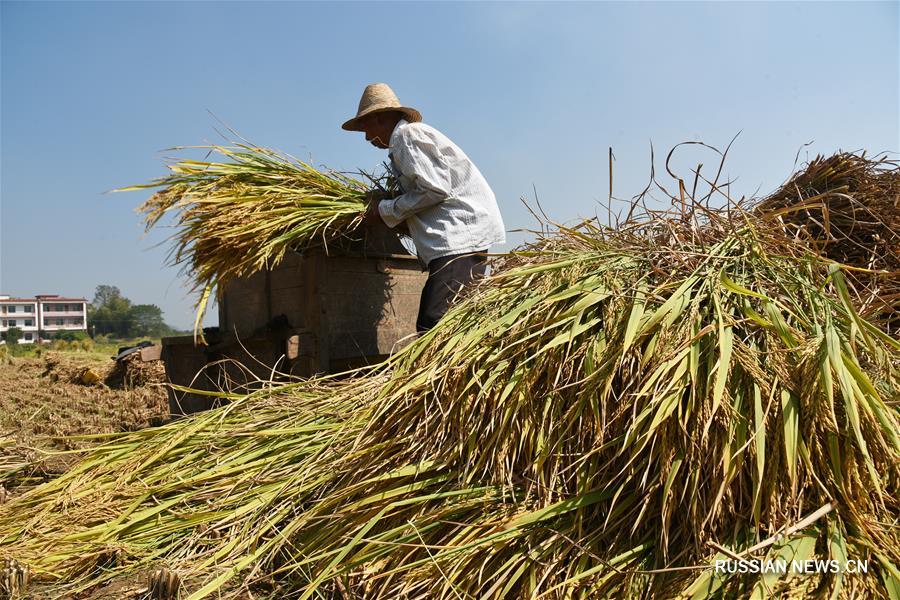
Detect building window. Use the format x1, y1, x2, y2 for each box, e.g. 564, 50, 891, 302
8, 306, 15, 313
24, 333, 32, 341
56, 319, 63, 326
25, 320, 33, 327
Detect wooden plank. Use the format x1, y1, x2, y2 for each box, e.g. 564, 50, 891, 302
139, 345, 161, 362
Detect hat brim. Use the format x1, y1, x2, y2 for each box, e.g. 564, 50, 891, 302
342, 106, 422, 131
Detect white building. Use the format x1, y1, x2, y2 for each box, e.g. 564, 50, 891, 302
0, 294, 88, 344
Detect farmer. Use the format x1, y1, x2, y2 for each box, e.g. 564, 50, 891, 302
342, 83, 506, 332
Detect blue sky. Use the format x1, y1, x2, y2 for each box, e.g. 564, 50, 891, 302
2, 1, 897, 330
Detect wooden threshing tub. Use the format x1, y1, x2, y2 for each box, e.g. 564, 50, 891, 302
162, 223, 426, 416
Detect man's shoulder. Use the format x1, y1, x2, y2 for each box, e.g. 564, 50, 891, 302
394, 120, 444, 144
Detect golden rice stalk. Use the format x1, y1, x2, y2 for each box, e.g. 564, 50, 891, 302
117, 143, 369, 335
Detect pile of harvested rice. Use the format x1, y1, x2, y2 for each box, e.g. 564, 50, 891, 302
40, 356, 87, 384
40, 353, 165, 389
104, 354, 166, 389
0, 438, 29, 489
1, 152, 897, 599
756, 152, 900, 333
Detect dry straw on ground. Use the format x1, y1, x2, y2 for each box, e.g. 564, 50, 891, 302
2, 150, 898, 599
0, 354, 169, 496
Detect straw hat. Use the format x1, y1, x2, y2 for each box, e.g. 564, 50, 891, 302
342, 83, 422, 131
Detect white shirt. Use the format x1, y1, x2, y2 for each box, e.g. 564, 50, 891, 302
378, 119, 506, 265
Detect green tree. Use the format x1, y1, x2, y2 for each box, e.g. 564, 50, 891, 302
2, 327, 23, 345
92, 285, 122, 308
88, 285, 177, 339
128, 304, 168, 337
89, 285, 133, 337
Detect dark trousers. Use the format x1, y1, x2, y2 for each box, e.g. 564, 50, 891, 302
416, 251, 487, 332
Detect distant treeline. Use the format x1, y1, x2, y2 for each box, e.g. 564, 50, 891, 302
88, 285, 181, 338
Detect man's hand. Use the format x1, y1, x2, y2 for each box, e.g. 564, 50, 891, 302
363, 189, 410, 233
364, 190, 385, 225
364, 189, 386, 204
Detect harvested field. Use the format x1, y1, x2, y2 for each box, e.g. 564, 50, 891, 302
0, 353, 168, 495
0, 351, 249, 600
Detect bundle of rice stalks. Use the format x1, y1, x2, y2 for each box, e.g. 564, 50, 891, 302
756, 152, 900, 332
104, 354, 166, 389
118, 142, 370, 333
3, 155, 899, 599
1, 557, 31, 598
0, 437, 29, 487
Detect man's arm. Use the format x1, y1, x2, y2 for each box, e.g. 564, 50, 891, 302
378, 129, 451, 228
362, 190, 410, 235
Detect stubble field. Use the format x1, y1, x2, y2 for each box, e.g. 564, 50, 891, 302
0, 352, 168, 502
